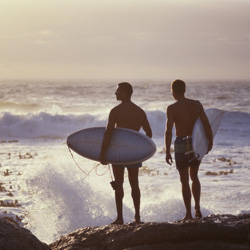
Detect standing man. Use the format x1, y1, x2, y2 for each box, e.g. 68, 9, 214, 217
165, 79, 213, 220
100, 82, 152, 225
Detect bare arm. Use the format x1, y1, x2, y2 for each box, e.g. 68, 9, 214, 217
99, 110, 116, 164
142, 112, 152, 138
165, 106, 174, 165
200, 108, 213, 152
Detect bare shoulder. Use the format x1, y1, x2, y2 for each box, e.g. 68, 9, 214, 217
133, 102, 144, 110
167, 102, 178, 113
187, 99, 203, 110
167, 102, 176, 111
187, 98, 201, 104
194, 99, 202, 106
130, 102, 146, 116
111, 103, 122, 112
109, 104, 121, 118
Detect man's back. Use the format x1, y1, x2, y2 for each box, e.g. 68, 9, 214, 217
111, 101, 147, 132
168, 98, 202, 137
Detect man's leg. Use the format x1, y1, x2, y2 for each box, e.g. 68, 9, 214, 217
127, 167, 141, 223
112, 166, 125, 224
178, 167, 192, 220
190, 165, 202, 218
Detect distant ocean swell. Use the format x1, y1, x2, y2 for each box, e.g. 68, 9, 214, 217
0, 110, 165, 140
0, 111, 249, 142
0, 112, 104, 140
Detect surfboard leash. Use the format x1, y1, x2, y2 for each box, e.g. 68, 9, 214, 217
68, 146, 114, 183
94, 164, 116, 190
68, 146, 89, 175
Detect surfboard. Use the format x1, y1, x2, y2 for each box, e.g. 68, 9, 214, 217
192, 108, 225, 161
67, 127, 156, 165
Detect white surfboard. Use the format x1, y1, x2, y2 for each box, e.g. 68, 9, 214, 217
192, 108, 225, 161
67, 127, 156, 165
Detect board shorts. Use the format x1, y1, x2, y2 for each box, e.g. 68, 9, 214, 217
112, 162, 142, 168
174, 136, 200, 170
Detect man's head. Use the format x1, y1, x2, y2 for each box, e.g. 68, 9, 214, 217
171, 79, 186, 98
116, 82, 133, 100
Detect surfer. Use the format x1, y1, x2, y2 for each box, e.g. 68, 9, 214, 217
99, 82, 152, 225
165, 79, 213, 221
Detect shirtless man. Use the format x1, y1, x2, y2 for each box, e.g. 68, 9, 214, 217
100, 82, 152, 224
165, 79, 213, 220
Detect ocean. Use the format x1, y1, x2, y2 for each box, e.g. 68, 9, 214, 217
0, 79, 249, 244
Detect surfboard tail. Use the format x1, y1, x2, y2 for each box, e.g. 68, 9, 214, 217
192, 108, 226, 161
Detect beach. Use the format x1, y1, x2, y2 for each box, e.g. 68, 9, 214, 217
0, 79, 250, 244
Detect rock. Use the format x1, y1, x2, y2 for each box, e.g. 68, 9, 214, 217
50, 214, 250, 250
0, 218, 50, 250
1, 214, 249, 250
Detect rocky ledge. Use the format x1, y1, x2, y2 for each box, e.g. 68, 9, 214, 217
50, 214, 250, 250
1, 214, 250, 250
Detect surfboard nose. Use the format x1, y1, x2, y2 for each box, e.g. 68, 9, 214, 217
66, 136, 71, 147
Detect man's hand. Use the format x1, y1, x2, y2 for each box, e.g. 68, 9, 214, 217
166, 152, 173, 165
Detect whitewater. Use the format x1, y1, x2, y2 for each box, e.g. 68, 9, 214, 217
0, 79, 249, 244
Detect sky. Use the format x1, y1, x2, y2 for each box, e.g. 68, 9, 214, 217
0, 0, 250, 80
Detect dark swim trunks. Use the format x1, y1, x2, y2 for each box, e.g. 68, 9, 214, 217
112, 162, 142, 168
174, 136, 200, 170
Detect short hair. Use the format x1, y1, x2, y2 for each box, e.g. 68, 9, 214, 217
171, 79, 186, 94
118, 82, 133, 97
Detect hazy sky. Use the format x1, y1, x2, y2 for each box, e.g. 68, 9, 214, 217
1, 0, 250, 80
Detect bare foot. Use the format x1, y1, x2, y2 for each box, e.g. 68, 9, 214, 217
183, 214, 193, 221
110, 218, 124, 225
195, 210, 202, 219
132, 216, 143, 224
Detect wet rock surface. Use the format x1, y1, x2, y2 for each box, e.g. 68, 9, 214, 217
0, 218, 50, 250
50, 214, 250, 250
